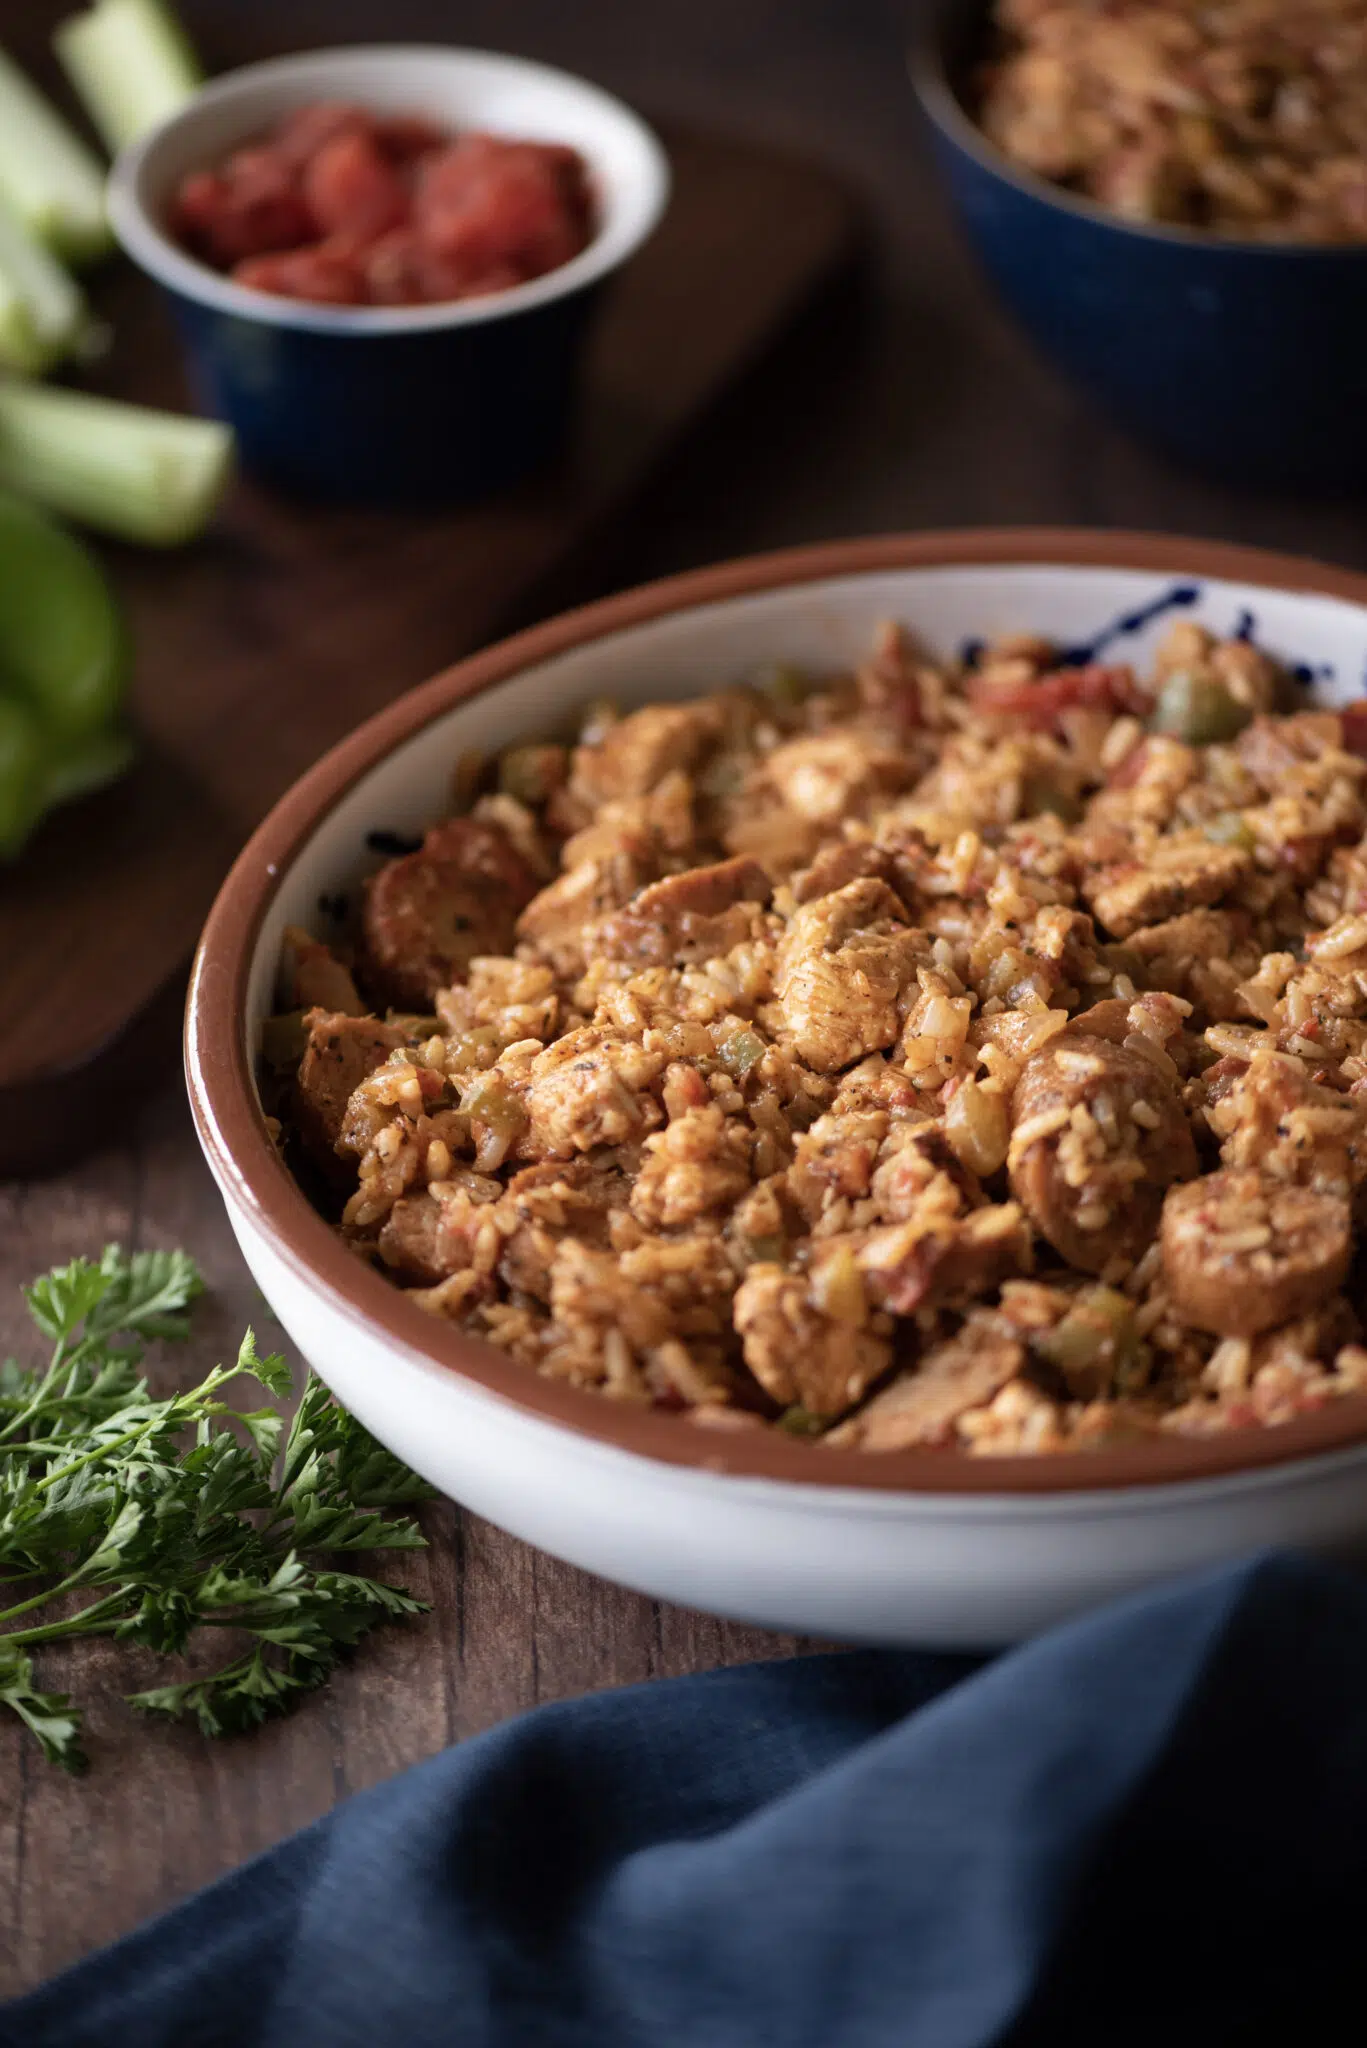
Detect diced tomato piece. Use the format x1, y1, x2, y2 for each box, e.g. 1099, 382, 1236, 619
414, 135, 592, 285
372, 114, 446, 163
361, 227, 519, 306
172, 169, 229, 244
233, 241, 368, 304
174, 106, 593, 308
1340, 701, 1367, 758
419, 252, 524, 302
967, 661, 1153, 731
173, 147, 317, 265
303, 130, 409, 243
362, 226, 426, 304
271, 102, 372, 170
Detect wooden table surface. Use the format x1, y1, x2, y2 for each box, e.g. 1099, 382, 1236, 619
5, 0, 1367, 1999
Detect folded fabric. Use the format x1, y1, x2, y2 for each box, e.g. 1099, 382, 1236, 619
7, 1549, 1367, 2047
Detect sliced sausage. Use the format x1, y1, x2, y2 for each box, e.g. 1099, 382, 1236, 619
1161, 1170, 1352, 1338
361, 817, 540, 1009
1008, 1030, 1198, 1273
293, 1010, 406, 1165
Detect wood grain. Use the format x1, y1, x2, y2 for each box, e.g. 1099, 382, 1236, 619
0, 1082, 813, 1992
0, 122, 857, 1176
6, 0, 1367, 2003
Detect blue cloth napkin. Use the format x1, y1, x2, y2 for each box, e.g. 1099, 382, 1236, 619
7, 1548, 1366, 2047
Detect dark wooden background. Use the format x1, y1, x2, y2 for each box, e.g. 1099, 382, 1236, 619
3, 0, 1366, 1998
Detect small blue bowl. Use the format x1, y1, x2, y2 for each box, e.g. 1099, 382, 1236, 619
912, 0, 1367, 492
108, 46, 669, 505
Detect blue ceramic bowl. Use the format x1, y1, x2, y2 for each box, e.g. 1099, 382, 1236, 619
912, 0, 1367, 491
107, 46, 669, 505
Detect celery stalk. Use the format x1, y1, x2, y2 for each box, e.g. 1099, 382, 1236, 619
0, 48, 111, 262
0, 380, 233, 546
0, 194, 88, 375
54, 0, 203, 154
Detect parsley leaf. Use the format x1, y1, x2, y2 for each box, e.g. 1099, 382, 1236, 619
0, 1247, 434, 1770
0, 1641, 85, 1770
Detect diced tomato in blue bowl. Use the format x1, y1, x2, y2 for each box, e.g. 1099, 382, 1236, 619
107, 46, 668, 505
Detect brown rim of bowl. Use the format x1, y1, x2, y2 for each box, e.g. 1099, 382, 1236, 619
188, 526, 1367, 1497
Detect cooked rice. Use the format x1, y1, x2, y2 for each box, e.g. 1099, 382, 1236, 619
270, 616, 1367, 1454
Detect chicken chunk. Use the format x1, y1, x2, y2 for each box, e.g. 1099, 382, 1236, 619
1008, 1030, 1197, 1272
759, 729, 910, 825
1083, 837, 1253, 939
1066, 998, 1132, 1044
774, 879, 923, 1073
590, 856, 773, 969
867, 1122, 979, 1221
520, 1028, 667, 1158
361, 817, 540, 1008
293, 1011, 407, 1163
495, 1155, 632, 1301
858, 1204, 1032, 1316
435, 956, 558, 1050
377, 1185, 493, 1284
787, 1108, 891, 1221
548, 1239, 673, 1360
1236, 711, 1346, 794
825, 1315, 1025, 1450
568, 702, 722, 806
791, 841, 906, 907
516, 848, 656, 980
1202, 1049, 1367, 1198
280, 926, 363, 1014
732, 1263, 891, 1419
1126, 908, 1262, 1020
544, 1229, 740, 1395
630, 1106, 752, 1229
1161, 1171, 1352, 1338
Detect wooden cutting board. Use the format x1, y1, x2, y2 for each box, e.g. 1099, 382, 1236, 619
0, 126, 857, 1177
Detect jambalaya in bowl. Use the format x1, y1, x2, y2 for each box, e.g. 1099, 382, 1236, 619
265, 615, 1367, 1457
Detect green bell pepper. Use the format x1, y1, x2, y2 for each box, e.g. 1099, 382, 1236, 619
0, 487, 130, 857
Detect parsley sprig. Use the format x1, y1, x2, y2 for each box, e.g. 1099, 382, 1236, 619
0, 1246, 433, 1771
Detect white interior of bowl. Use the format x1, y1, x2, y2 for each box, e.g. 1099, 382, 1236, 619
245, 559, 1367, 1072
108, 44, 670, 332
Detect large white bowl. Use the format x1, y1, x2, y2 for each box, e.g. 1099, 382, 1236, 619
187, 531, 1367, 1646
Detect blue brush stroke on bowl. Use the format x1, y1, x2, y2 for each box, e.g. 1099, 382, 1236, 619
1058, 583, 1200, 665
956, 581, 1355, 698
912, 0, 1367, 493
